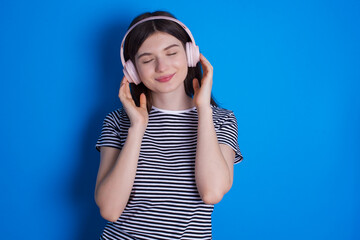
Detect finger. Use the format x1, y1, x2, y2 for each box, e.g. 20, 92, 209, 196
124, 80, 133, 99
120, 76, 128, 87
119, 77, 132, 102
193, 78, 200, 93
119, 76, 127, 95
199, 54, 213, 73
139, 93, 147, 109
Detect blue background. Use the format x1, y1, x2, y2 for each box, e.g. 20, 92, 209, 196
1, 0, 359, 239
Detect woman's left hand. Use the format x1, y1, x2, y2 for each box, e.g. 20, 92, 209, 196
193, 54, 213, 109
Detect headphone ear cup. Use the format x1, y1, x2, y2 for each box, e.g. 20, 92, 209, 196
123, 60, 141, 85
186, 42, 200, 67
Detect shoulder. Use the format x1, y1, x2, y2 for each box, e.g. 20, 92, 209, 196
103, 107, 130, 127
211, 105, 234, 116
211, 105, 237, 124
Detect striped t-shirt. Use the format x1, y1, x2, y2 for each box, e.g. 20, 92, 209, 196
96, 105, 243, 240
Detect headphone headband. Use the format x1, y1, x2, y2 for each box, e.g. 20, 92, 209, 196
120, 16, 197, 66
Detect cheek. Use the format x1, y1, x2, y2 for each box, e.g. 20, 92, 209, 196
174, 52, 188, 70
175, 57, 189, 80
135, 63, 152, 80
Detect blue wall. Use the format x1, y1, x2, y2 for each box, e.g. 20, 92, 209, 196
1, 0, 359, 239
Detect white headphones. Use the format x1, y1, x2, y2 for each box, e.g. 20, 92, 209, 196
120, 16, 200, 85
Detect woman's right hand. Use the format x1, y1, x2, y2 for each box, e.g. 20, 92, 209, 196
118, 76, 148, 130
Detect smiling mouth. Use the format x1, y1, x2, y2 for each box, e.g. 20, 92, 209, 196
155, 73, 175, 82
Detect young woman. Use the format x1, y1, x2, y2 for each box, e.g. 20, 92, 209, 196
95, 11, 243, 239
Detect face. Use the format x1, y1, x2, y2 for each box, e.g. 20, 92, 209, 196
135, 31, 188, 95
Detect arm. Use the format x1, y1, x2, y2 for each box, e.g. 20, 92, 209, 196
193, 54, 236, 205
94, 77, 148, 222
195, 107, 235, 204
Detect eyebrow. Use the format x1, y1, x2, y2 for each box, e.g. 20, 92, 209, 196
137, 44, 180, 59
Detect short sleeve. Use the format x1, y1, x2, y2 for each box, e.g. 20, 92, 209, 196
215, 110, 243, 164
95, 112, 123, 152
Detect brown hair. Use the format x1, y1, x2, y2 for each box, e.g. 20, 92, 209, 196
123, 11, 217, 112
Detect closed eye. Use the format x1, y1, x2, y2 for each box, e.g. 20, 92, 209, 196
167, 52, 177, 56
142, 59, 154, 64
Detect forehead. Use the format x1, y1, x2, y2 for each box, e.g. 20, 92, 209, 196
137, 32, 182, 53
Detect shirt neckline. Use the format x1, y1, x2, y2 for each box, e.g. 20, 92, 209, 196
151, 106, 197, 114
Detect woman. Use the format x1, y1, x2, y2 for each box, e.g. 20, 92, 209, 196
95, 11, 243, 239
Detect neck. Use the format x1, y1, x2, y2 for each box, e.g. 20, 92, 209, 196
151, 90, 194, 111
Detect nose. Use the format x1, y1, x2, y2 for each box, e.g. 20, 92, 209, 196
155, 57, 168, 73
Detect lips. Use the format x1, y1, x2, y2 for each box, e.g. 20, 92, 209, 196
155, 73, 175, 82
